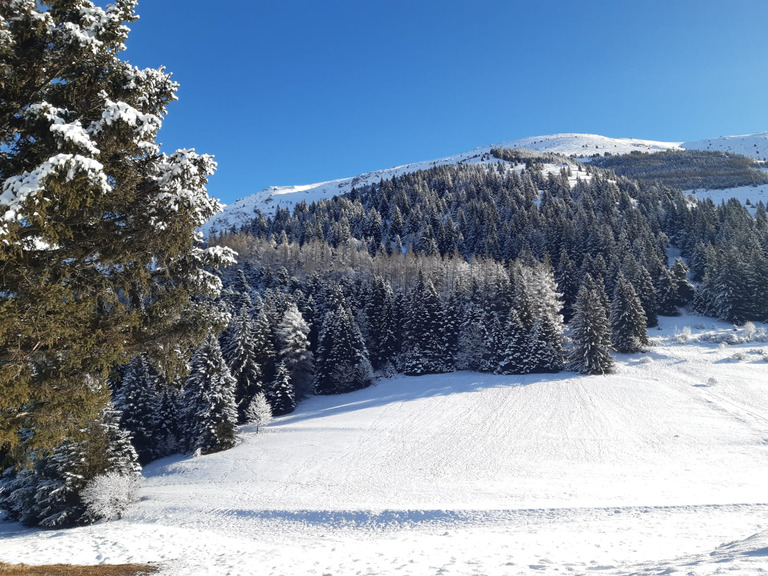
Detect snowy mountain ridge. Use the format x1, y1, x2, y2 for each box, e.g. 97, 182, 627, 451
203, 132, 768, 236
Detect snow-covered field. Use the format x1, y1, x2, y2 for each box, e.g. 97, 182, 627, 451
3, 314, 768, 575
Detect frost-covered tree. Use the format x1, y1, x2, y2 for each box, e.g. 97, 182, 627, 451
364, 276, 398, 372
0, 1, 235, 463
456, 302, 489, 372
181, 334, 238, 454
569, 277, 614, 375
245, 392, 272, 432
81, 471, 141, 522
276, 303, 314, 399
610, 273, 649, 353
497, 309, 528, 374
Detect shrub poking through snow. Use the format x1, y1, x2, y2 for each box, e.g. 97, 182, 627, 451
82, 472, 141, 522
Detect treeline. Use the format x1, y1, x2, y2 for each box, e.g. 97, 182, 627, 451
590, 149, 768, 191
215, 154, 768, 325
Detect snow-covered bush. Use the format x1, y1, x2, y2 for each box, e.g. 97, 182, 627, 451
674, 326, 692, 343
81, 472, 141, 522
245, 393, 273, 433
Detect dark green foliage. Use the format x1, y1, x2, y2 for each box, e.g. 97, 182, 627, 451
0, 405, 139, 527
527, 314, 565, 373
591, 150, 768, 190
0, 0, 233, 463
113, 355, 163, 465
401, 272, 449, 375
276, 303, 314, 399
496, 309, 528, 375
364, 276, 398, 371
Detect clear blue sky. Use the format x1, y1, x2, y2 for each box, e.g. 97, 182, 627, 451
123, 0, 768, 205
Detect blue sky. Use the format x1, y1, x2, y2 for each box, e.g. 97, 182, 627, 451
124, 1, 768, 205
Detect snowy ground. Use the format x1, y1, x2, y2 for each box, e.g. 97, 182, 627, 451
2, 313, 768, 575
686, 183, 768, 215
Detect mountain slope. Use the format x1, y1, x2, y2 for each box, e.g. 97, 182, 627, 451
203, 132, 767, 237
3, 315, 768, 575
683, 132, 768, 161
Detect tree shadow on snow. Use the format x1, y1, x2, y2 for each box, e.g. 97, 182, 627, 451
271, 371, 577, 428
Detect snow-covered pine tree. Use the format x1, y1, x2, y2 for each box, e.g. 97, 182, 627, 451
266, 361, 296, 416
442, 290, 463, 371
222, 306, 263, 422
0, 0, 235, 463
113, 354, 162, 464
401, 272, 447, 375
556, 248, 579, 322
364, 276, 398, 372
455, 302, 489, 371
313, 300, 373, 395
670, 258, 695, 307
569, 276, 614, 375
610, 272, 649, 353
276, 303, 314, 399
655, 267, 680, 316
527, 313, 565, 373
153, 386, 181, 459
252, 306, 278, 385
482, 314, 506, 373
497, 309, 528, 374
180, 334, 238, 454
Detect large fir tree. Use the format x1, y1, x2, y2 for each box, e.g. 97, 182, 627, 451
0, 0, 234, 462
221, 306, 263, 423
313, 300, 373, 395
610, 273, 649, 354
181, 334, 238, 454
569, 277, 614, 375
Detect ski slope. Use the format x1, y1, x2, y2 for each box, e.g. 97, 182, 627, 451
2, 314, 768, 575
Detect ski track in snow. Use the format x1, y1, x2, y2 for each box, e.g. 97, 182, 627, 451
2, 314, 768, 575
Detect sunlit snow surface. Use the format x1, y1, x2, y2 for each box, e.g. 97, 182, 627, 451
3, 314, 768, 575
